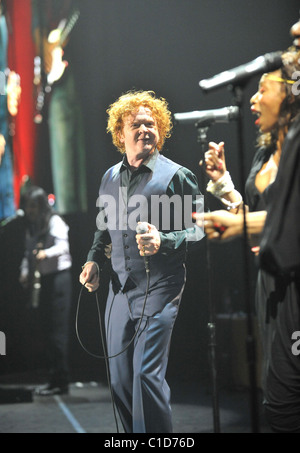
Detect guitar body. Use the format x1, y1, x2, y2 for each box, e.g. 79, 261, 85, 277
47, 44, 67, 86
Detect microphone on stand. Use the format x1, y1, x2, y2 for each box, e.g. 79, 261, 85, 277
136, 222, 150, 273
199, 51, 283, 92
174, 106, 239, 127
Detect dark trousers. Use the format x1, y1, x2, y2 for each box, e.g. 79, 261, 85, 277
40, 269, 72, 387
105, 281, 184, 433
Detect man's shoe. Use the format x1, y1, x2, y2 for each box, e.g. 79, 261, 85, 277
35, 384, 69, 397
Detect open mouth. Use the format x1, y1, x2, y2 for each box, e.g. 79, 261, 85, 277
251, 109, 261, 126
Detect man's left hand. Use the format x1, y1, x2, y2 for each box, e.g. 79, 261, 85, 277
136, 223, 161, 256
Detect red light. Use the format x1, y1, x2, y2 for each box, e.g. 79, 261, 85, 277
48, 194, 56, 206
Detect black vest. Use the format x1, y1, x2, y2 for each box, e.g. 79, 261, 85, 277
98, 153, 187, 292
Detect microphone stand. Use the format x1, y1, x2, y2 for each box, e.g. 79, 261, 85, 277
196, 123, 221, 434
230, 83, 260, 433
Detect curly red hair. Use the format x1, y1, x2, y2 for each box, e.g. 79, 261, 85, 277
106, 90, 173, 154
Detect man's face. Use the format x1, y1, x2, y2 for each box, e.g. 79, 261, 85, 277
119, 106, 160, 159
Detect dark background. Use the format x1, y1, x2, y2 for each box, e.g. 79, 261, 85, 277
1, 0, 299, 387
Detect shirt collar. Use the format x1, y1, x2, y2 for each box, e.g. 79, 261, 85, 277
120, 148, 159, 173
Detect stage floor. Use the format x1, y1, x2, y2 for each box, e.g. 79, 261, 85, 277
0, 371, 272, 434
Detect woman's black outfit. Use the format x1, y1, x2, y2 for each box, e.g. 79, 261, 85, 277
245, 119, 300, 433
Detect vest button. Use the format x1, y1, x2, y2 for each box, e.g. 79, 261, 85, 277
124, 245, 129, 249
125, 256, 130, 260
126, 267, 131, 272
123, 233, 128, 238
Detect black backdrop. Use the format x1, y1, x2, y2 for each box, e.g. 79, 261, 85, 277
1, 0, 299, 386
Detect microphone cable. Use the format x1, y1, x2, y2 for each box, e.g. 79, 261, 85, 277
75, 285, 120, 432
75, 268, 150, 433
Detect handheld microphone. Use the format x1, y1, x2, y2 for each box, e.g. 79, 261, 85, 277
174, 106, 239, 127
136, 222, 150, 273
0, 209, 25, 229
199, 51, 283, 92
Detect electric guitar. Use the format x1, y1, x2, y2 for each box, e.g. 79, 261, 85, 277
46, 9, 80, 86
33, 9, 80, 123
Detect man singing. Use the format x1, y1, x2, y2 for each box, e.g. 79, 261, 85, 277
79, 90, 204, 433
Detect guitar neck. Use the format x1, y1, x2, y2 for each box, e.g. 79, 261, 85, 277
59, 10, 80, 45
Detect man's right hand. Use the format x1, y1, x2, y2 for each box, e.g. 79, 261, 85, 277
79, 262, 100, 293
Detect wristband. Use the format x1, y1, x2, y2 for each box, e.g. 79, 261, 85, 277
207, 171, 235, 198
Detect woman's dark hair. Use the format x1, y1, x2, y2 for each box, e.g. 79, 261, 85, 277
257, 47, 300, 148
279, 51, 300, 125
22, 186, 53, 239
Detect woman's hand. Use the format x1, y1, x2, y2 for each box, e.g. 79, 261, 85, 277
203, 141, 226, 181
193, 210, 243, 241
